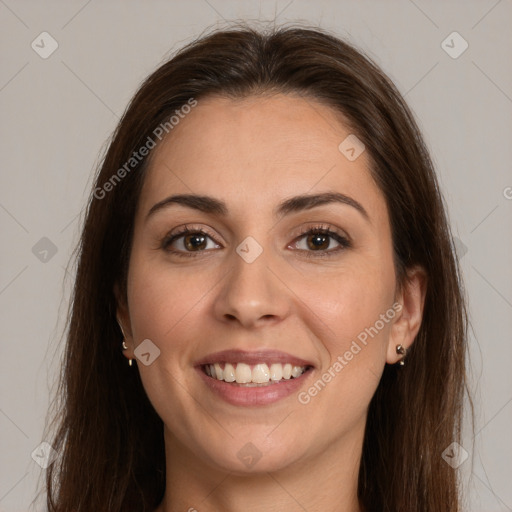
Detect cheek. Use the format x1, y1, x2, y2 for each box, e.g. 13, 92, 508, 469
125, 258, 215, 434
126, 255, 212, 364
292, 258, 394, 347
289, 259, 395, 412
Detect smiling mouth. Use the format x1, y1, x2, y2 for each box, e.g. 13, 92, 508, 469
202, 362, 313, 386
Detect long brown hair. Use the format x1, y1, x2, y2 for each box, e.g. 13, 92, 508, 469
42, 21, 470, 511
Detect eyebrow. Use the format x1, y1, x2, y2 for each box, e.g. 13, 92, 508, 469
145, 191, 370, 223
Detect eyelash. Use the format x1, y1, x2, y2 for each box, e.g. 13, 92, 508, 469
160, 224, 352, 259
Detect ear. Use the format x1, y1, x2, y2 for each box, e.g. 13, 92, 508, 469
114, 282, 135, 359
386, 265, 428, 364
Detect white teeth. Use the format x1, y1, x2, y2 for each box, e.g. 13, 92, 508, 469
269, 363, 283, 381
252, 363, 270, 383
214, 363, 223, 380
235, 363, 252, 383
204, 362, 308, 384
223, 362, 236, 382
291, 365, 303, 378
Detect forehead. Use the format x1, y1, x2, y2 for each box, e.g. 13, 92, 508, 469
137, 94, 386, 224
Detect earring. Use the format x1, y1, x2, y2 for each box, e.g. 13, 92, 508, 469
395, 344, 407, 366
121, 339, 133, 366
118, 319, 133, 367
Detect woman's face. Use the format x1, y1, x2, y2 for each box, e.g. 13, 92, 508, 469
118, 93, 413, 474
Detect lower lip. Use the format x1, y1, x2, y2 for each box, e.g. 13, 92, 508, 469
195, 366, 314, 406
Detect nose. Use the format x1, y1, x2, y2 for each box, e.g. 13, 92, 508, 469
213, 242, 291, 330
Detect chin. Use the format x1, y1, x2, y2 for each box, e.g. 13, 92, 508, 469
196, 435, 306, 475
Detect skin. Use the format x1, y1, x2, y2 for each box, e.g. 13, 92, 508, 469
115, 93, 427, 512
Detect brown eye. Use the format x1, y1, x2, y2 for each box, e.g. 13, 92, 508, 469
305, 232, 331, 251
161, 227, 220, 257
294, 228, 351, 256
182, 233, 208, 251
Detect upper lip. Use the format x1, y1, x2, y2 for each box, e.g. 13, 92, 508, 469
195, 349, 315, 368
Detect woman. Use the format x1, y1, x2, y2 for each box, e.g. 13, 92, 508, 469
43, 22, 470, 511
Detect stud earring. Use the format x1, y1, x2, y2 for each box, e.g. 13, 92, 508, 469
118, 319, 133, 367
395, 344, 407, 366
121, 339, 133, 366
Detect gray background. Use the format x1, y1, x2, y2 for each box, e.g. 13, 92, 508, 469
1, 1, 511, 510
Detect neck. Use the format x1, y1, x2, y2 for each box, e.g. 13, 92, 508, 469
155, 426, 364, 512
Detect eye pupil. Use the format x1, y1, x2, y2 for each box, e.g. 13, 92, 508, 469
308, 233, 329, 250
184, 234, 207, 250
